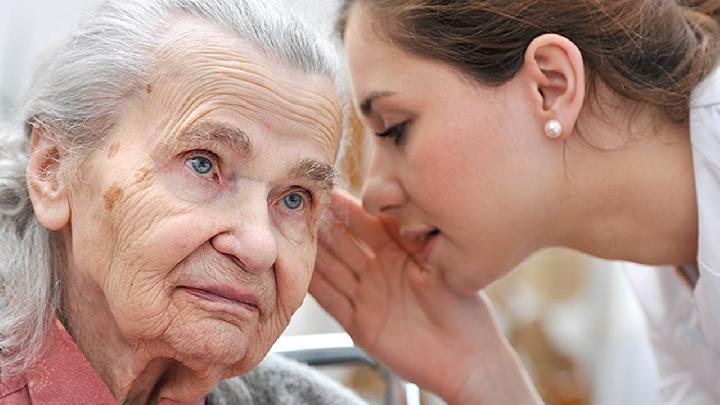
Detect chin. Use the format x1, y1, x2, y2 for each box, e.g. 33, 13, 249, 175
441, 260, 500, 296
444, 273, 485, 296
165, 318, 264, 372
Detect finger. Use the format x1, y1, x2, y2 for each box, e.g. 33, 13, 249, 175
330, 190, 424, 255
328, 189, 389, 250
319, 221, 373, 277
309, 270, 354, 329
315, 246, 359, 299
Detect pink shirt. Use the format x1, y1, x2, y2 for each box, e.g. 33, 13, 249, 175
0, 319, 205, 404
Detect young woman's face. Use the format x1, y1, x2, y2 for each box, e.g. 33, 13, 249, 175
345, 5, 568, 294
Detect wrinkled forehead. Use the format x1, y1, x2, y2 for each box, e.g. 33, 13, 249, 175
141, 17, 343, 160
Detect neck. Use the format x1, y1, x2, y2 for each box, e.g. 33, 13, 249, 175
59, 269, 209, 404
552, 104, 698, 265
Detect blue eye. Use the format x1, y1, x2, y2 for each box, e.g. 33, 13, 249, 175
186, 156, 213, 177
283, 192, 305, 211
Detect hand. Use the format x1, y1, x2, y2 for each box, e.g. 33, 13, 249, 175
310, 190, 541, 404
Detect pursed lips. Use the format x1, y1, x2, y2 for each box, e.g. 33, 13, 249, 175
178, 284, 262, 314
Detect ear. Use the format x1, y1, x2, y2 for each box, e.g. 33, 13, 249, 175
520, 33, 585, 139
26, 124, 70, 231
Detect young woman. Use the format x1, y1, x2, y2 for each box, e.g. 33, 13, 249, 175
309, 1, 720, 403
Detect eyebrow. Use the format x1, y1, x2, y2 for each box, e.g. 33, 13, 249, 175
359, 91, 395, 117
179, 121, 253, 157
291, 159, 337, 192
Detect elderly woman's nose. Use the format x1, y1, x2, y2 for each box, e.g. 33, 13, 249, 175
210, 211, 278, 273
361, 147, 406, 216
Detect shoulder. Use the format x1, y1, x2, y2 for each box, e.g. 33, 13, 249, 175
0, 374, 29, 402
689, 66, 720, 177
208, 354, 366, 405
691, 66, 720, 108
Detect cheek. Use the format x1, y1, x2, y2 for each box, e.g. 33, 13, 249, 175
107, 163, 229, 275
157, 161, 223, 204
274, 241, 315, 312
271, 197, 321, 246
405, 115, 523, 229
404, 124, 484, 207
66, 196, 116, 289
100, 191, 222, 329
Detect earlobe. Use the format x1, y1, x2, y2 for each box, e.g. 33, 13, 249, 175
522, 33, 585, 139
26, 125, 70, 231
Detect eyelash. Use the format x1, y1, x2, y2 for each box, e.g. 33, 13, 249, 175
376, 122, 407, 145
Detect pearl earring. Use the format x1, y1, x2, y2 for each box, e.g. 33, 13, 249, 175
544, 119, 563, 139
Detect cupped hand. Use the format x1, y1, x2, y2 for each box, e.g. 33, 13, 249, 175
309, 190, 540, 404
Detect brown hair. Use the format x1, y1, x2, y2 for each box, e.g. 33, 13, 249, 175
338, 0, 720, 122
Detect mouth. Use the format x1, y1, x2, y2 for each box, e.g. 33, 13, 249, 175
421, 229, 441, 261
400, 227, 442, 261
422, 228, 441, 242
178, 285, 261, 315
402, 227, 441, 242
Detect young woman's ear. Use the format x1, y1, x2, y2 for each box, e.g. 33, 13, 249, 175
26, 124, 70, 231
521, 33, 585, 139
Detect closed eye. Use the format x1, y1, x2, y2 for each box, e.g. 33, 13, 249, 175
376, 122, 407, 145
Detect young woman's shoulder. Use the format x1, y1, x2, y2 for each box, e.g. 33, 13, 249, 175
691, 65, 720, 108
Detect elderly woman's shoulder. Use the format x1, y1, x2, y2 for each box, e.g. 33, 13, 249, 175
207, 354, 367, 405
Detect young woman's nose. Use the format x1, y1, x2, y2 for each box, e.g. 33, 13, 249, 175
211, 200, 278, 274
361, 147, 406, 216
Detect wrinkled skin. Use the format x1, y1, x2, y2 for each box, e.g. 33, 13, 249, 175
31, 17, 342, 403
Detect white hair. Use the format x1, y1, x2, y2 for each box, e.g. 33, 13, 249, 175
0, 0, 343, 377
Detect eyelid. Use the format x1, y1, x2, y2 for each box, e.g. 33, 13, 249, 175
186, 149, 219, 159
377, 123, 401, 137
288, 187, 313, 204
376, 122, 408, 145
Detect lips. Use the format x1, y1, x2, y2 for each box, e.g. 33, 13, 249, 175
422, 230, 440, 261
423, 229, 440, 241
401, 227, 441, 242
179, 285, 261, 314
399, 226, 441, 261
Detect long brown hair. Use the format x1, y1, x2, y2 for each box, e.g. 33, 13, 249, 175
338, 0, 720, 122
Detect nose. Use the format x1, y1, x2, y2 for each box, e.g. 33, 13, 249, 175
211, 198, 278, 274
361, 146, 406, 216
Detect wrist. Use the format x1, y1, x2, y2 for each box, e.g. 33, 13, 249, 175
440, 335, 543, 405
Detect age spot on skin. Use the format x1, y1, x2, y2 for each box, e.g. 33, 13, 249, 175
104, 185, 124, 211
107, 143, 120, 159
134, 166, 154, 190
146, 83, 153, 94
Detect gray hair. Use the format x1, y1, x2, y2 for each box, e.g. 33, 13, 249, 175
0, 0, 343, 377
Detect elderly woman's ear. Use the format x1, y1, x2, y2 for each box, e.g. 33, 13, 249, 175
26, 125, 70, 231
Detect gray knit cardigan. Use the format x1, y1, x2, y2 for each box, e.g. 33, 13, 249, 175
206, 354, 367, 404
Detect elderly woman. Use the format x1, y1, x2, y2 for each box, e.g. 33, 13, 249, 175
0, 0, 361, 403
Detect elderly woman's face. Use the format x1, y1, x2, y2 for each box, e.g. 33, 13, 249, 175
60, 21, 341, 380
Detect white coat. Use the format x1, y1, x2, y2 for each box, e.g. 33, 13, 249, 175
625, 66, 720, 404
